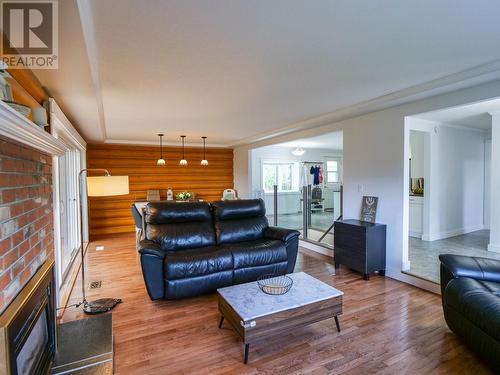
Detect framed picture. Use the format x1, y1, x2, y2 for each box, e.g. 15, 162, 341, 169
360, 196, 378, 223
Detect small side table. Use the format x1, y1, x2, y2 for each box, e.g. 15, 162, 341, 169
334, 219, 386, 280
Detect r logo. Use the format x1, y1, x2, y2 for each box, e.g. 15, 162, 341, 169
2, 1, 53, 54
1, 1, 58, 68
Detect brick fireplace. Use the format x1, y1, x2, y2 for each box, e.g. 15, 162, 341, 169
0, 137, 54, 313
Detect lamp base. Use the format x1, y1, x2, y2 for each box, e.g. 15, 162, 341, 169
83, 298, 122, 314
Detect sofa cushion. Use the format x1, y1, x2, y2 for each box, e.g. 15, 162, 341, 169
212, 199, 269, 244
224, 239, 287, 269
164, 246, 234, 280
146, 201, 212, 224
145, 201, 216, 250
445, 277, 500, 341
165, 271, 233, 299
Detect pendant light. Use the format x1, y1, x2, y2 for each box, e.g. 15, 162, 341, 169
292, 146, 305, 156
201, 136, 208, 166
157, 133, 166, 166
179, 135, 188, 165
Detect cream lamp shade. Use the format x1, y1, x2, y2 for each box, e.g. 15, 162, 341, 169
86, 176, 129, 197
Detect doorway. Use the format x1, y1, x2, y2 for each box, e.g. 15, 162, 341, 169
403, 98, 499, 283
250, 131, 343, 249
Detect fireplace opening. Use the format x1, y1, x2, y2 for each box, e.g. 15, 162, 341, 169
0, 260, 56, 375
16, 309, 50, 375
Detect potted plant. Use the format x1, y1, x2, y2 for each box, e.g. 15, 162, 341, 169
176, 191, 192, 201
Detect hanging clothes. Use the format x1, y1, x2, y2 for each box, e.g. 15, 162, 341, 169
310, 166, 320, 185
319, 165, 324, 184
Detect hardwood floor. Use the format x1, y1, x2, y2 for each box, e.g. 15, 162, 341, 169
62, 233, 493, 374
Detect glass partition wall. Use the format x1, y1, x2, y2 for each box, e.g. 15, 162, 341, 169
258, 184, 342, 248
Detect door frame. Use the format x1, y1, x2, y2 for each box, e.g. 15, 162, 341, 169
49, 99, 86, 307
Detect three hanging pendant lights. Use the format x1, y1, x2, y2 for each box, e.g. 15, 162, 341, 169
156, 134, 209, 166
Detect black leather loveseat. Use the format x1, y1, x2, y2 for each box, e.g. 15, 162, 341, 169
439, 254, 500, 370
138, 199, 300, 300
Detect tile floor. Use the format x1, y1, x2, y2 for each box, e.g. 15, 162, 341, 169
407, 230, 500, 283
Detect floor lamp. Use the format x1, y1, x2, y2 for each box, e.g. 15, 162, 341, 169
77, 169, 129, 314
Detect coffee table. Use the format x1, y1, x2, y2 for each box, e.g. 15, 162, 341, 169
217, 272, 343, 363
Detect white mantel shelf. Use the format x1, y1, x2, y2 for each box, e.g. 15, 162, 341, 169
0, 100, 68, 156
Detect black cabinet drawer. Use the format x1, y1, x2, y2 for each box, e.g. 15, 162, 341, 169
334, 219, 386, 280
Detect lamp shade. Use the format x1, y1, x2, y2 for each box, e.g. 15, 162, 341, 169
86, 176, 129, 197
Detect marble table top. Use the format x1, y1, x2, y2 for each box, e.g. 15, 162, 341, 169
217, 272, 343, 321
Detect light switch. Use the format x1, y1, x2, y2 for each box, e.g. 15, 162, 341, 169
358, 184, 364, 193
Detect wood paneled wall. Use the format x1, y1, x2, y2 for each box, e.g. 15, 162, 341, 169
86, 143, 233, 238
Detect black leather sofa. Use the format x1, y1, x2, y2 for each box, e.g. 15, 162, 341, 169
138, 199, 300, 300
439, 254, 500, 370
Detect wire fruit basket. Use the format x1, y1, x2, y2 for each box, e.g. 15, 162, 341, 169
257, 274, 293, 295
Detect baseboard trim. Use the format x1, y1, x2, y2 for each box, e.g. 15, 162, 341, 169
488, 243, 500, 253
299, 240, 333, 257
421, 224, 484, 241
386, 267, 441, 294
408, 231, 422, 239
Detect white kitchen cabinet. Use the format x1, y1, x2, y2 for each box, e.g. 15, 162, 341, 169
409, 196, 423, 238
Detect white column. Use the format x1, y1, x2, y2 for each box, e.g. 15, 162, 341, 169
489, 112, 500, 252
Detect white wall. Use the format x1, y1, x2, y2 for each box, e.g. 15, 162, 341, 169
234, 79, 500, 293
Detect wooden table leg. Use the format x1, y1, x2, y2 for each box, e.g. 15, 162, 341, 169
334, 315, 341, 332
244, 343, 250, 364
218, 316, 224, 329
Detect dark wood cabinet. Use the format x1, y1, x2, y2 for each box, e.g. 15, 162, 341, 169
334, 219, 386, 280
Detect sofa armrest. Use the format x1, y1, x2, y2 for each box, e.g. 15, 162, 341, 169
138, 239, 167, 300
264, 227, 300, 242
265, 227, 300, 274
439, 254, 500, 296
138, 239, 167, 258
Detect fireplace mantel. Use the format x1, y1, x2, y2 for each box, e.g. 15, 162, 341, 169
0, 100, 68, 156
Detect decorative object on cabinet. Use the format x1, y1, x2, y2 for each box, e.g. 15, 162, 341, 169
147, 189, 161, 201
176, 191, 192, 201
222, 188, 237, 200
201, 136, 208, 165
334, 219, 386, 280
0, 72, 13, 101
360, 196, 378, 223
167, 187, 174, 200
179, 135, 188, 165
32, 106, 48, 128
157, 133, 166, 166
4, 100, 31, 117
411, 178, 424, 195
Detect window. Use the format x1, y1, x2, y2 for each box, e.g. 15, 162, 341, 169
262, 162, 299, 192
327, 160, 340, 183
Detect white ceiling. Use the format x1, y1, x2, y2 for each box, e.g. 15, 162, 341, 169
277, 132, 343, 150
35, 0, 500, 146
414, 97, 500, 130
